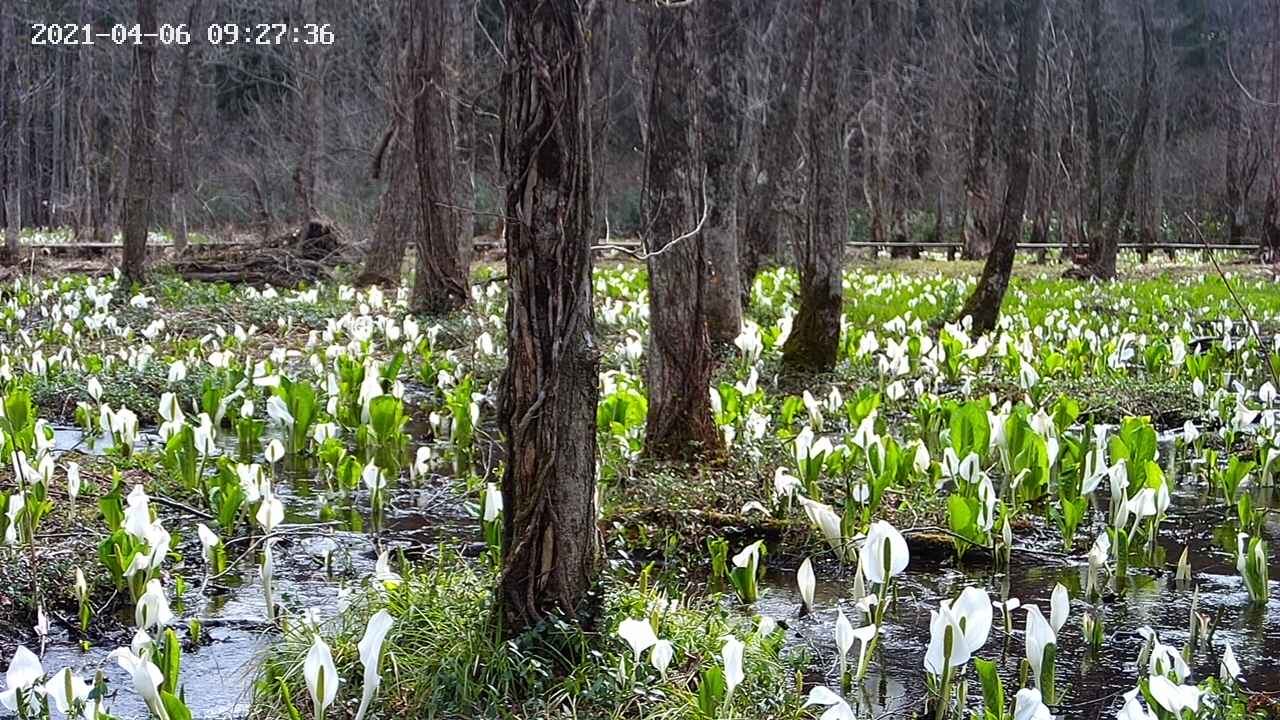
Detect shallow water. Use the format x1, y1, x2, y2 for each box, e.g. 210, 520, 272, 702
3, 427, 474, 720
19, 424, 1280, 718
753, 454, 1280, 717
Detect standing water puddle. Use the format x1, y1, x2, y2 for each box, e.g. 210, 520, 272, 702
753, 455, 1280, 717
4, 426, 475, 720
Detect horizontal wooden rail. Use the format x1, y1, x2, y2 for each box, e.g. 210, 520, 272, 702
20, 241, 253, 250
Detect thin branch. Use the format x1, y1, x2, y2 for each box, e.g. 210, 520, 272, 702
591, 170, 710, 260
1185, 212, 1280, 390
1226, 39, 1280, 108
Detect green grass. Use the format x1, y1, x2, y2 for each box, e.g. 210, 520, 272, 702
251, 555, 811, 720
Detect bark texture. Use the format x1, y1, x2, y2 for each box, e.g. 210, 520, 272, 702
958, 0, 1046, 335
698, 0, 744, 346
740, 9, 815, 305
357, 142, 415, 287
780, 0, 847, 372
643, 3, 721, 460
358, 6, 416, 288
166, 0, 203, 255
498, 0, 601, 634
121, 0, 159, 284
411, 0, 468, 313
2, 0, 19, 263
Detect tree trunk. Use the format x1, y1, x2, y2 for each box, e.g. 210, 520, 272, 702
293, 0, 325, 225
959, 0, 1045, 335
1075, 2, 1154, 281
411, 0, 468, 314
699, 0, 744, 346
167, 0, 203, 255
962, 3, 995, 260
498, 0, 601, 635
589, 1, 613, 241
121, 0, 159, 285
739, 9, 816, 305
1265, 177, 1280, 261
1085, 0, 1104, 234
643, 3, 721, 461
1151, 14, 1171, 250
781, 0, 847, 372
359, 2, 416, 288
357, 142, 414, 287
2, 0, 19, 263
449, 0, 475, 274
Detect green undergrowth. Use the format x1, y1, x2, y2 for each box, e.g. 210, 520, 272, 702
251, 555, 811, 720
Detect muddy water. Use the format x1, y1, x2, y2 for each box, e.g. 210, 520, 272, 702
754, 447, 1280, 718
6, 427, 475, 720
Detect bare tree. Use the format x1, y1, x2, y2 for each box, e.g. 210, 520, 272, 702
643, 2, 721, 460
2, 0, 19, 263
411, 0, 468, 313
780, 0, 848, 372
698, 0, 745, 346
357, 0, 416, 288
1071, 1, 1154, 280
740, 8, 815, 304
959, 0, 1047, 334
167, 0, 203, 255
121, 0, 159, 284
498, 0, 600, 633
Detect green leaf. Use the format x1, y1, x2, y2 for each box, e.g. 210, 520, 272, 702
974, 658, 1005, 720
696, 666, 726, 719
160, 690, 194, 720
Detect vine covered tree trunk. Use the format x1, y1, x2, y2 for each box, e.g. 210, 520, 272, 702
781, 0, 847, 372
959, 0, 1046, 335
643, 3, 721, 460
498, 0, 601, 634
411, 0, 468, 313
698, 0, 744, 346
740, 9, 815, 305
121, 0, 159, 284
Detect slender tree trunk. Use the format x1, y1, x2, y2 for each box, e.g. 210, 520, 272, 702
959, 0, 1045, 334
359, 4, 415, 288
411, 0, 468, 313
450, 0, 475, 273
643, 3, 721, 461
1075, 2, 1154, 280
498, 0, 601, 634
293, 0, 324, 225
739, 9, 816, 305
699, 0, 744, 346
357, 142, 414, 287
781, 0, 847, 372
1085, 0, 1104, 241
121, 0, 158, 284
1265, 176, 1280, 261
2, 0, 20, 263
589, 1, 613, 241
962, 1, 996, 260
1151, 15, 1171, 249
168, 0, 202, 255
